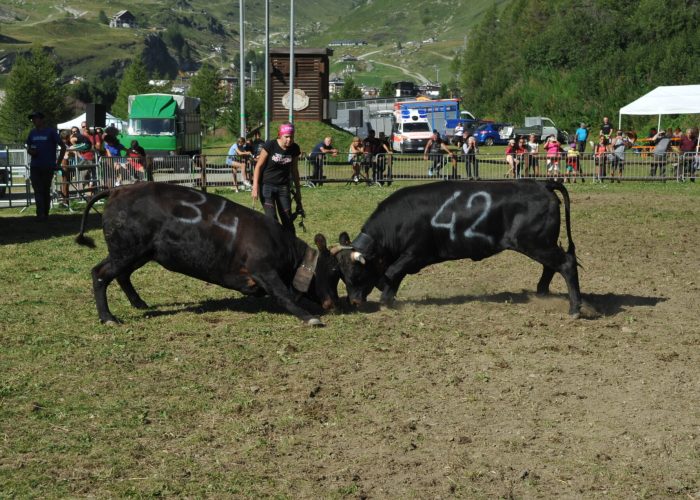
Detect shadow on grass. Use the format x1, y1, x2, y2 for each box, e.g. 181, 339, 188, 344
0, 212, 102, 245
402, 290, 666, 316
142, 294, 338, 319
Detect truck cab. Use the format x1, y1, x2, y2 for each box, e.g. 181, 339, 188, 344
391, 109, 432, 153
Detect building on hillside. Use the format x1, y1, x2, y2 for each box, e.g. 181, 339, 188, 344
269, 48, 333, 122
418, 83, 441, 97
328, 40, 367, 47
110, 10, 137, 28
394, 81, 418, 97
329, 77, 344, 95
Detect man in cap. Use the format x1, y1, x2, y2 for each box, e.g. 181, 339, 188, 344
26, 111, 66, 220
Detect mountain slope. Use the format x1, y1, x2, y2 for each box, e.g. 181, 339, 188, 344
0, 0, 497, 88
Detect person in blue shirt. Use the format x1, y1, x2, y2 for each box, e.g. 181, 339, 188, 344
575, 123, 589, 153
308, 136, 338, 186
26, 111, 66, 220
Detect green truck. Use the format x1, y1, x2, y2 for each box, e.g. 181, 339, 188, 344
119, 93, 202, 156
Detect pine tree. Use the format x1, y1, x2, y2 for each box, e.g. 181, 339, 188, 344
187, 64, 224, 133
339, 76, 363, 100
379, 80, 395, 98
111, 57, 152, 120
0, 47, 66, 143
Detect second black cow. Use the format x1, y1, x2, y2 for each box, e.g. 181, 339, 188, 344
334, 180, 583, 317
76, 183, 340, 326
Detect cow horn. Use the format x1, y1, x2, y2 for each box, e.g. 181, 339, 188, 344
330, 244, 354, 256
351, 251, 366, 264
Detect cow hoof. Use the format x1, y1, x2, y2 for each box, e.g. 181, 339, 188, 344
102, 319, 120, 326
306, 318, 325, 327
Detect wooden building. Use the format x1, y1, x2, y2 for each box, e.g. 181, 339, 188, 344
269, 48, 333, 122
110, 10, 137, 28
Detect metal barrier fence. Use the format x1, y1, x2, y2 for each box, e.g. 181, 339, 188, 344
0, 149, 31, 209
3, 149, 697, 210
301, 151, 700, 185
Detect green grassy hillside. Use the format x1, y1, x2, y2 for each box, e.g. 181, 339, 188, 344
0, 0, 498, 89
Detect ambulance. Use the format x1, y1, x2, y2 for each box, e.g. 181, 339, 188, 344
391, 108, 432, 153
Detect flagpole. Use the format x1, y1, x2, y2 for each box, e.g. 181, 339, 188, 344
289, 0, 294, 123
264, 0, 270, 140
239, 0, 246, 137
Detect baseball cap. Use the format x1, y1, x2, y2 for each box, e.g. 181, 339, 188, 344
28, 111, 45, 120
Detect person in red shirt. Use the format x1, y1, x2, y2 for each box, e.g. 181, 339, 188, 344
679, 127, 698, 182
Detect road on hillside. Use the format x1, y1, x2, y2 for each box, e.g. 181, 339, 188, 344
367, 58, 430, 84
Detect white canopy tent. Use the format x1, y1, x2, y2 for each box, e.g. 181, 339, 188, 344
618, 85, 700, 130
57, 112, 127, 131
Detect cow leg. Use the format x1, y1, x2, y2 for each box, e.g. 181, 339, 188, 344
536, 266, 556, 295
522, 247, 582, 317
116, 270, 149, 310
254, 270, 324, 326
91, 257, 121, 324
380, 254, 423, 306
114, 255, 151, 309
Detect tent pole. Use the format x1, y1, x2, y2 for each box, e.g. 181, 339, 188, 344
657, 115, 661, 132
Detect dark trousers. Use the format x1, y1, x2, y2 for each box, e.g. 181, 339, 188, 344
650, 154, 666, 177
30, 168, 55, 218
464, 154, 479, 178
261, 183, 294, 234
577, 140, 587, 153
312, 157, 324, 186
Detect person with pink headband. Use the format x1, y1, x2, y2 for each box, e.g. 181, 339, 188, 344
251, 122, 303, 234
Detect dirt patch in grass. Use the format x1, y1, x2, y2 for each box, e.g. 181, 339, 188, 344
1, 184, 699, 497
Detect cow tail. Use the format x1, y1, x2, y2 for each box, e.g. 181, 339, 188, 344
75, 189, 111, 248
546, 182, 575, 257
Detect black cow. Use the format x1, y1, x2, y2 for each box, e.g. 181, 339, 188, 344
75, 183, 340, 326
334, 180, 582, 317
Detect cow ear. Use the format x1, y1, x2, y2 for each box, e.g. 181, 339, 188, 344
339, 232, 351, 245
351, 251, 366, 265
314, 233, 328, 252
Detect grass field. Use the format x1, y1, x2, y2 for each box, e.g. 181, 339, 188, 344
1, 180, 699, 497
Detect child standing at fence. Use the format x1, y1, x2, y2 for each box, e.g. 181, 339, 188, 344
348, 137, 364, 183
526, 134, 540, 177
594, 135, 609, 182
544, 135, 561, 179
565, 143, 580, 183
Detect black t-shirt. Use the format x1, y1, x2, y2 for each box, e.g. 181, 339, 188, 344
261, 139, 301, 185
363, 137, 383, 155
429, 136, 445, 154
251, 139, 265, 158
601, 122, 613, 136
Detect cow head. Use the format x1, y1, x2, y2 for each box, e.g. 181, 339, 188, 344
303, 233, 341, 311
332, 232, 380, 306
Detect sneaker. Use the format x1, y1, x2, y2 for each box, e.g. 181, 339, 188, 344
428, 168, 434, 177
243, 180, 252, 189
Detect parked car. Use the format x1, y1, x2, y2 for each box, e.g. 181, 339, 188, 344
473, 122, 514, 146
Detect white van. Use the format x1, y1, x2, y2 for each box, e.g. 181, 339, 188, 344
391, 109, 432, 153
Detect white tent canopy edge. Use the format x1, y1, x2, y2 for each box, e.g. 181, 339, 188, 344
618, 84, 700, 131
57, 112, 127, 131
